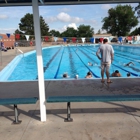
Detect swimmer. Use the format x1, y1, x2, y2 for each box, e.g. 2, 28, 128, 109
125, 62, 135, 66
63, 73, 69, 78
127, 72, 131, 77
85, 71, 92, 78
75, 74, 78, 79
88, 62, 93, 66
111, 70, 121, 77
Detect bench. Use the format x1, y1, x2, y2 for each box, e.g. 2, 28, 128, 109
47, 95, 140, 122
0, 97, 38, 124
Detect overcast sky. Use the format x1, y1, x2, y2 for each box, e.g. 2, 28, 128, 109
0, 3, 139, 35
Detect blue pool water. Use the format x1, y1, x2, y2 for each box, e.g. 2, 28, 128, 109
1, 44, 140, 81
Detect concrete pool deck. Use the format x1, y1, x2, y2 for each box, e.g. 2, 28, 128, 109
0, 45, 140, 140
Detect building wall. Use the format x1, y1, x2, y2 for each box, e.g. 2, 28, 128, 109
0, 34, 15, 48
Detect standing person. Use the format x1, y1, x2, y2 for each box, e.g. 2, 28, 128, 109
96, 39, 114, 83
1, 42, 7, 52
14, 42, 18, 47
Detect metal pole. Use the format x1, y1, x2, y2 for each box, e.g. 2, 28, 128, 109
13, 104, 21, 124
64, 102, 73, 122
0, 48, 2, 66
14, 104, 18, 123
32, 0, 46, 122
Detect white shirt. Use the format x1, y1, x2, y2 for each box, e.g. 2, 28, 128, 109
96, 44, 114, 63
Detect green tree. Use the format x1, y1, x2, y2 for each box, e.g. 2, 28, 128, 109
96, 29, 101, 34
61, 27, 78, 37
130, 27, 140, 35
40, 16, 50, 36
18, 13, 49, 37
135, 3, 140, 18
14, 29, 26, 40
129, 3, 140, 36
49, 29, 61, 37
77, 24, 94, 37
102, 5, 138, 36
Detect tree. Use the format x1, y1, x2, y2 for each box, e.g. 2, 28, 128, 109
129, 27, 140, 35
49, 29, 61, 37
40, 16, 50, 36
135, 3, 140, 18
77, 24, 94, 37
14, 29, 26, 40
96, 29, 101, 34
61, 25, 94, 37
102, 5, 138, 36
61, 27, 78, 37
18, 13, 49, 37
131, 3, 140, 36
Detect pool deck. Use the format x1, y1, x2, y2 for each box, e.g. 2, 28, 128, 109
0, 45, 140, 140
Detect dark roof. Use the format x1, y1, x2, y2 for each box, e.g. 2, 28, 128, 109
0, 0, 139, 6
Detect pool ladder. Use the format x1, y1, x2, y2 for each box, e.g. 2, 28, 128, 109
15, 48, 24, 57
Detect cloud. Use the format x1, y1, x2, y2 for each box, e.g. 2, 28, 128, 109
57, 12, 84, 23
45, 12, 98, 29
68, 23, 77, 30
62, 25, 67, 31
0, 15, 8, 19
101, 4, 112, 10
0, 28, 16, 34
45, 12, 84, 23
46, 17, 57, 23
58, 23, 77, 33
59, 21, 101, 33
57, 12, 71, 22
0, 7, 32, 19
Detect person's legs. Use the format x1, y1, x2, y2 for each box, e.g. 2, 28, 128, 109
106, 67, 110, 82
101, 63, 105, 82
106, 63, 112, 83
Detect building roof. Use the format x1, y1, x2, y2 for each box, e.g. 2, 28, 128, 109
93, 34, 116, 38
0, 0, 139, 6
93, 34, 112, 37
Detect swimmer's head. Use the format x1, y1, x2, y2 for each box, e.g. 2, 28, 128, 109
127, 72, 131, 77
115, 70, 119, 73
63, 73, 68, 78
87, 71, 92, 75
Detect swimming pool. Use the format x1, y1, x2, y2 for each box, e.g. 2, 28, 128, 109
0, 44, 140, 81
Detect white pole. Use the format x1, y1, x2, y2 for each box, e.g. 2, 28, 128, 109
0, 48, 2, 65
32, 0, 46, 122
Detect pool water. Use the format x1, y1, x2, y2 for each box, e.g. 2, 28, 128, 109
3, 44, 140, 81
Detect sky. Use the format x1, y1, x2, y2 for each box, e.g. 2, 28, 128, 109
0, 3, 139, 35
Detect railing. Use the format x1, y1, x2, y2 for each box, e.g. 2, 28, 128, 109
15, 47, 24, 57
